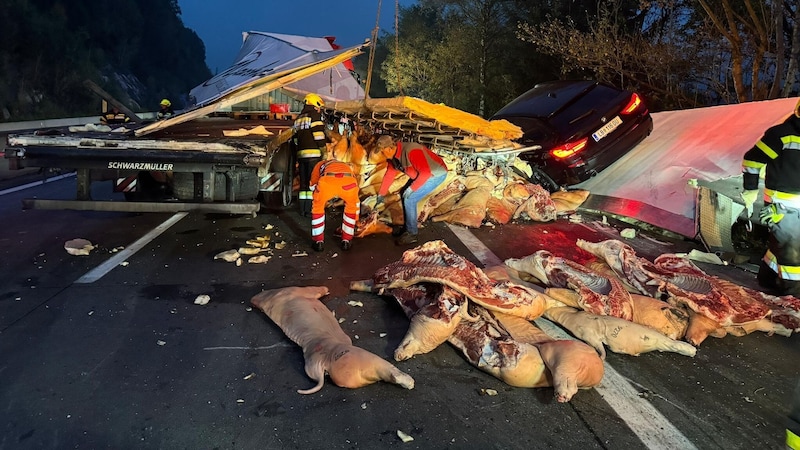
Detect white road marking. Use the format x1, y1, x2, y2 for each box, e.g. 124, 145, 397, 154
0, 172, 76, 196
446, 223, 698, 450
75, 212, 188, 284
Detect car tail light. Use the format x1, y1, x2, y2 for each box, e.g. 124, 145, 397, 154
620, 93, 642, 115
550, 137, 589, 159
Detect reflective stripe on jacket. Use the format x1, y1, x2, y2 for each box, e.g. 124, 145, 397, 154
742, 115, 800, 204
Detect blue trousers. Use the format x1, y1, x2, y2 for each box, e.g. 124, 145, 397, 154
402, 172, 447, 234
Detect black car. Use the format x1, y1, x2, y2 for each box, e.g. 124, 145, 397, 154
491, 80, 654, 187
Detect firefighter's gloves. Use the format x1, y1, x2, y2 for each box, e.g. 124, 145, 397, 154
740, 189, 759, 217
759, 204, 785, 227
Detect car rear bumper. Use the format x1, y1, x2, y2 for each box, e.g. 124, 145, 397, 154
562, 113, 654, 185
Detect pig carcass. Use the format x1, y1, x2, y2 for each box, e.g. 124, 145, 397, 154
386, 283, 470, 361
512, 183, 557, 222
354, 210, 393, 238
549, 189, 590, 214
505, 250, 635, 321
431, 186, 492, 228
372, 241, 551, 320
418, 178, 466, 222
576, 239, 780, 345
250, 286, 415, 394
543, 306, 697, 359
492, 311, 604, 403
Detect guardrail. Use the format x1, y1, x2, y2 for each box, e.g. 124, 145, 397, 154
0, 112, 160, 134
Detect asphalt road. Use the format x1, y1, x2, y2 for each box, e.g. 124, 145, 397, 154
0, 175, 797, 450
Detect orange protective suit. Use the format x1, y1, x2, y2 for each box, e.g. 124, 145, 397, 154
310, 160, 360, 244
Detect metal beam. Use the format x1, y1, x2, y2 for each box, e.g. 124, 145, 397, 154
21, 199, 260, 215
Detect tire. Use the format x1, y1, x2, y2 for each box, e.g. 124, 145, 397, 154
262, 143, 294, 207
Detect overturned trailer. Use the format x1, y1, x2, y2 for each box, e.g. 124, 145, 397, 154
3, 32, 367, 215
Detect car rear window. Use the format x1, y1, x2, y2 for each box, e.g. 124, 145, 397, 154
546, 84, 625, 131
492, 80, 597, 117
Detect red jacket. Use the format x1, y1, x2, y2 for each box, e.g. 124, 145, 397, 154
378, 142, 447, 195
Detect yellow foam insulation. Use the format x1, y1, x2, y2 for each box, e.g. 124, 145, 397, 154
328, 97, 523, 141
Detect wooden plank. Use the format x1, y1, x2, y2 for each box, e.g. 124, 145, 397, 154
82, 80, 142, 121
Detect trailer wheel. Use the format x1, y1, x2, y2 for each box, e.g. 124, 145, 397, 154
259, 142, 295, 208
280, 164, 293, 207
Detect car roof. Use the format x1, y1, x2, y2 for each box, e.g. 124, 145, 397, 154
491, 80, 603, 119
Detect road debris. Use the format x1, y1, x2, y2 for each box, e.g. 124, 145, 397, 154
397, 430, 414, 443
214, 249, 240, 262
194, 295, 211, 305
247, 255, 271, 264
64, 238, 94, 256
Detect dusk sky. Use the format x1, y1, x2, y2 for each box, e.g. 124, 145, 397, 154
177, 1, 415, 73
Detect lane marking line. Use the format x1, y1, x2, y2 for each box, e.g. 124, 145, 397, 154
75, 212, 188, 284
446, 223, 697, 450
0, 172, 76, 196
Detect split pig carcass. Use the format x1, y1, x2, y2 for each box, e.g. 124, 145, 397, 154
577, 239, 792, 345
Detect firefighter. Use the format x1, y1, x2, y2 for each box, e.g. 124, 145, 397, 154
157, 99, 174, 120
294, 93, 329, 217
374, 135, 448, 246
740, 98, 800, 297
308, 158, 359, 252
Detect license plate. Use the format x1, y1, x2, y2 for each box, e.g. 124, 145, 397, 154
592, 116, 623, 141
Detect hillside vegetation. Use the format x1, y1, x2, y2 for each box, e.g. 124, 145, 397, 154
0, 0, 211, 122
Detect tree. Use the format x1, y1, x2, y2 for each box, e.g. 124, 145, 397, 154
0, 0, 210, 121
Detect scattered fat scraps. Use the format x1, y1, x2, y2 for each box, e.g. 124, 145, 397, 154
347, 300, 364, 307
248, 255, 271, 264
194, 295, 211, 305
238, 247, 264, 255
397, 430, 414, 443
274, 241, 287, 250
246, 239, 268, 248
64, 238, 95, 256
214, 249, 240, 262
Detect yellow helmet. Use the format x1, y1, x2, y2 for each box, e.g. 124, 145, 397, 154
795, 98, 800, 118
304, 93, 324, 108
160, 99, 171, 107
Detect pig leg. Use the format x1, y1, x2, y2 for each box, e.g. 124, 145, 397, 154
328, 345, 415, 390
723, 318, 793, 337
536, 340, 604, 403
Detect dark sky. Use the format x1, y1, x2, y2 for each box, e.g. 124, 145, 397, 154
178, 1, 414, 73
